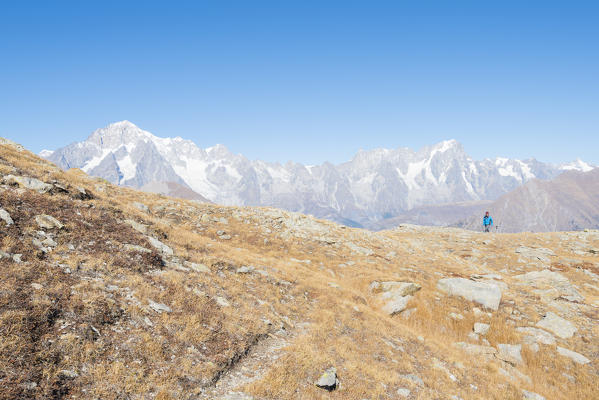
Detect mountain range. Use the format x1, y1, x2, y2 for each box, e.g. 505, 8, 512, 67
43, 120, 595, 228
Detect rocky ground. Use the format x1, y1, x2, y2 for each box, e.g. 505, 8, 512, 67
0, 137, 597, 399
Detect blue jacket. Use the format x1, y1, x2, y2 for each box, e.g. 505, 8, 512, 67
483, 216, 493, 226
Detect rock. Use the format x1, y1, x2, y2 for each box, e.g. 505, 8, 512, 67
522, 390, 546, 400
377, 282, 422, 297
400, 373, 424, 386
185, 262, 211, 273
35, 214, 64, 230
132, 202, 149, 213
41, 237, 57, 247
396, 388, 411, 397
4, 175, 53, 193
147, 237, 173, 256
345, 241, 374, 256
437, 278, 502, 311
124, 219, 148, 234
474, 323, 490, 335
315, 367, 338, 391
200, 214, 211, 224
449, 312, 464, 321
515, 246, 555, 263
219, 234, 232, 240
237, 266, 254, 274
124, 244, 152, 253
515, 327, 556, 345
514, 270, 584, 302
496, 344, 523, 365
58, 370, 79, 379
148, 299, 172, 313
536, 312, 577, 339
215, 296, 230, 307
556, 346, 590, 364
31, 283, 43, 290
382, 295, 412, 315
220, 392, 254, 400
0, 208, 14, 226
75, 187, 93, 200
454, 342, 497, 356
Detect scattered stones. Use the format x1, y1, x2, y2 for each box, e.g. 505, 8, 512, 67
496, 344, 523, 365
0, 208, 13, 226
473, 323, 490, 335
556, 346, 590, 365
35, 214, 64, 230
437, 278, 502, 311
315, 367, 338, 391
536, 312, 577, 339
148, 300, 172, 313
146, 236, 174, 256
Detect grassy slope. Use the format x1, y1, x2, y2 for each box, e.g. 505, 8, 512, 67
0, 140, 597, 399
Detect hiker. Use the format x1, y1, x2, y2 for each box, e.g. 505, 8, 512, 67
483, 211, 493, 232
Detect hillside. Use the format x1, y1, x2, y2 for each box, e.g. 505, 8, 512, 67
457, 169, 599, 233
1, 137, 598, 400
42, 121, 595, 228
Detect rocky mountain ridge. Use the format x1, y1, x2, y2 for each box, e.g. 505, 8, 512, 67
43, 121, 595, 227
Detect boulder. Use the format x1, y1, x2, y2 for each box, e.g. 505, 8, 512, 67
514, 270, 584, 302
396, 388, 411, 397
146, 236, 174, 256
315, 367, 338, 391
148, 299, 172, 313
496, 344, 523, 365
377, 281, 421, 316
4, 175, 53, 193
556, 346, 590, 365
536, 312, 577, 339
0, 208, 13, 226
515, 327, 556, 345
382, 295, 412, 315
437, 278, 502, 310
473, 323, 490, 335
35, 214, 64, 230
522, 390, 546, 400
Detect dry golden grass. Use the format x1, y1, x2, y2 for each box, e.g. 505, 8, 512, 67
0, 141, 598, 399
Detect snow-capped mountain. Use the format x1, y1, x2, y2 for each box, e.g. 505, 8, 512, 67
44, 121, 595, 227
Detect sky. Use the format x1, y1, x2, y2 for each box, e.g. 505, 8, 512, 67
1, 1, 598, 165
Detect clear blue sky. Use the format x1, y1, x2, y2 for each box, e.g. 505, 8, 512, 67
1, 1, 598, 165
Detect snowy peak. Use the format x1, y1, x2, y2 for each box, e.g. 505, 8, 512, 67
560, 158, 595, 173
